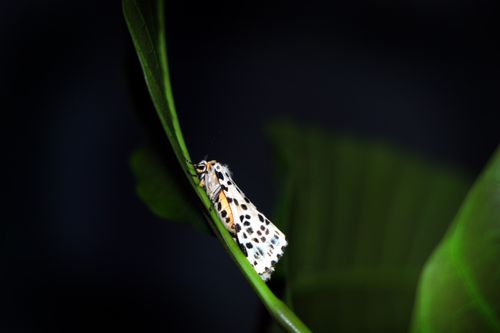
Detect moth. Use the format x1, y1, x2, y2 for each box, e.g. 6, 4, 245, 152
194, 160, 287, 281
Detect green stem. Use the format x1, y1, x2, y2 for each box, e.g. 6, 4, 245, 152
123, 1, 311, 331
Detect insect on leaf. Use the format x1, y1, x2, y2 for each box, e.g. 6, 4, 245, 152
123, 1, 311, 331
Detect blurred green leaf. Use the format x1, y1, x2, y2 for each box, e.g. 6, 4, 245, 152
268, 121, 473, 333
130, 146, 209, 233
123, 1, 311, 331
410, 146, 500, 333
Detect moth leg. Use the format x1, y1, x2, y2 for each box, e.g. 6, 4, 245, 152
209, 185, 222, 202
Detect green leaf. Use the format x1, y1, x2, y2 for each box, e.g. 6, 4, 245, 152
122, 0, 186, 162
130, 146, 209, 233
410, 146, 500, 333
123, 1, 311, 331
267, 121, 472, 333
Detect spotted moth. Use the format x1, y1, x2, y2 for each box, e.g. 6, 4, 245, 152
194, 160, 287, 281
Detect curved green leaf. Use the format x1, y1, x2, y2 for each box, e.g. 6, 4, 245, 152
130, 146, 209, 233
122, 1, 311, 331
411, 146, 500, 333
268, 121, 472, 333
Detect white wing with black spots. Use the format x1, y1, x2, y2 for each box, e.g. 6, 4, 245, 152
196, 161, 287, 281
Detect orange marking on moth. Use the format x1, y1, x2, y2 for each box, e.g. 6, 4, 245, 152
217, 190, 235, 234
206, 160, 217, 170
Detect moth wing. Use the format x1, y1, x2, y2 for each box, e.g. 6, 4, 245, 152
216, 165, 287, 281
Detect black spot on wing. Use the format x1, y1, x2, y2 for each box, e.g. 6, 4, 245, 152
238, 241, 248, 257
215, 171, 224, 180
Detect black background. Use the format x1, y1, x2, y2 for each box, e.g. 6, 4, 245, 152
1, 1, 498, 332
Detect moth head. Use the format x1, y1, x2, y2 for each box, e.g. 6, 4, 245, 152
194, 160, 208, 175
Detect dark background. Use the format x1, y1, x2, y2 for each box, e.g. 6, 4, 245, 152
1, 1, 498, 332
